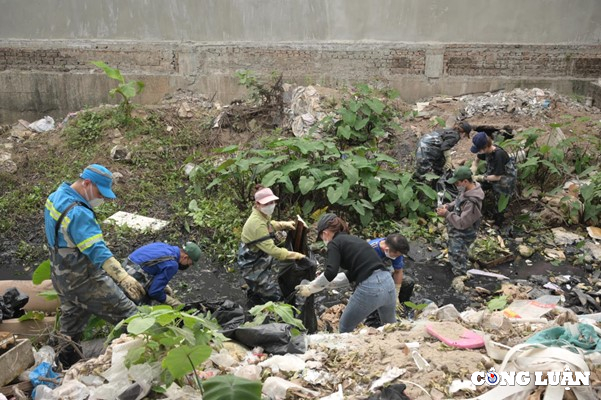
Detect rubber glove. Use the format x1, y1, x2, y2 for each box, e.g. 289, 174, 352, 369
164, 285, 173, 296
287, 251, 306, 260
279, 221, 296, 230
470, 162, 478, 175
164, 295, 182, 307
443, 150, 453, 171
295, 274, 330, 297
328, 272, 350, 289
473, 174, 485, 183
395, 284, 401, 300
102, 257, 145, 302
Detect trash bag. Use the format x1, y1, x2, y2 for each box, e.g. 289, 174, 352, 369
237, 244, 284, 304
366, 383, 410, 400
186, 299, 249, 331
1, 287, 29, 320
235, 216, 318, 334
223, 323, 306, 355
435, 169, 459, 203
28, 116, 55, 133
415, 131, 445, 178
280, 224, 318, 334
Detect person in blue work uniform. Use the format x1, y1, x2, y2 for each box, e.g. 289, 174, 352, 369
369, 234, 413, 304
123, 241, 202, 307
296, 213, 396, 333
44, 164, 145, 369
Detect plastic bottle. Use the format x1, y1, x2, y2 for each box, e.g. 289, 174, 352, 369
35, 346, 56, 365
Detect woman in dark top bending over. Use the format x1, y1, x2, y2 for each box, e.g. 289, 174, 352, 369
295, 213, 396, 333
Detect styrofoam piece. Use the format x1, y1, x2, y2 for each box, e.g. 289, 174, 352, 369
104, 211, 169, 232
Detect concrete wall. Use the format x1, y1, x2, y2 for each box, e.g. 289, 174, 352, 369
1, 0, 600, 123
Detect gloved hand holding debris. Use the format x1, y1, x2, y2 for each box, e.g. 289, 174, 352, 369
473, 174, 485, 182
287, 251, 306, 260
102, 257, 145, 301
295, 274, 330, 297
164, 295, 182, 307
278, 220, 296, 230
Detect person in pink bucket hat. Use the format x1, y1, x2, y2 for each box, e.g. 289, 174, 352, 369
237, 185, 309, 304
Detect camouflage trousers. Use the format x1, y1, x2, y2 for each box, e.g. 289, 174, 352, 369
448, 229, 477, 276
50, 248, 138, 338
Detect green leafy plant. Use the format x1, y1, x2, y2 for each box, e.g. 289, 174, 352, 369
91, 61, 145, 120
108, 305, 226, 390
188, 198, 246, 264
235, 69, 282, 106
202, 375, 262, 400
487, 295, 508, 311
18, 310, 46, 321
403, 301, 429, 311
243, 301, 305, 334
580, 171, 601, 225
319, 83, 402, 146
32, 260, 58, 301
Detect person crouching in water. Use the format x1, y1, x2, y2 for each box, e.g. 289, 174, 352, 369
436, 167, 484, 276
296, 213, 396, 333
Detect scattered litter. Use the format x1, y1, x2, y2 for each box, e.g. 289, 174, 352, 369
466, 269, 509, 280
449, 379, 476, 394
104, 211, 170, 232
587, 226, 601, 241
551, 227, 584, 245
426, 321, 485, 349
28, 116, 55, 133
502, 295, 560, 319
258, 354, 305, 373
369, 367, 406, 391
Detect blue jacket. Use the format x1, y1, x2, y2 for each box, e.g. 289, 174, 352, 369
129, 242, 180, 303
44, 182, 113, 267
369, 238, 405, 270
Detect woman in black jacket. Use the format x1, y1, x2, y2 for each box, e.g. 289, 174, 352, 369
296, 213, 396, 333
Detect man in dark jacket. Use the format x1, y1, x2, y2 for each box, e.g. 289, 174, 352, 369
414, 121, 472, 181
436, 167, 484, 276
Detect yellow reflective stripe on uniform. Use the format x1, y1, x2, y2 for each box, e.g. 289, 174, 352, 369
45, 199, 72, 232
77, 233, 103, 252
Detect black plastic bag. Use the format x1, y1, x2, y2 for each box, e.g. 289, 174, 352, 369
186, 299, 249, 331
0, 287, 29, 320
366, 383, 410, 400
223, 322, 306, 355
237, 244, 284, 304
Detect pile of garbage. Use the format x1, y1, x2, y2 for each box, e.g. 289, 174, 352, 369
5, 298, 599, 400
460, 87, 596, 119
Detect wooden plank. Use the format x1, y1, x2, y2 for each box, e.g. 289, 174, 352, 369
0, 380, 33, 397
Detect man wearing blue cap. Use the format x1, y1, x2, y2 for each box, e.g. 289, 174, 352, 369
44, 164, 145, 368
469, 132, 517, 227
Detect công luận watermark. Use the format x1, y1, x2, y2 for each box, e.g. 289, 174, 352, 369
471, 366, 590, 391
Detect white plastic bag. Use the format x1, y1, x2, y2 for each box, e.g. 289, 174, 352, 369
28, 116, 55, 133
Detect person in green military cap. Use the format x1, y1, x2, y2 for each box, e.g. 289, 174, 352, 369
436, 166, 484, 276
123, 241, 202, 306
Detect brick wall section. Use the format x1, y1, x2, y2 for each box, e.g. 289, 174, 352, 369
0, 47, 176, 73
445, 45, 601, 78
196, 45, 426, 80
1, 43, 599, 79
